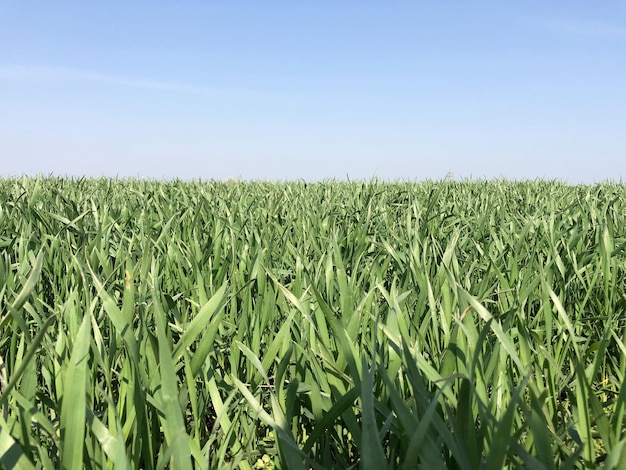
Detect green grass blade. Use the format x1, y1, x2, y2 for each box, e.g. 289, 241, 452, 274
152, 283, 192, 469
60, 311, 91, 469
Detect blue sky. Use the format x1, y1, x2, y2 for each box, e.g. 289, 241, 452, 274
1, 1, 624, 182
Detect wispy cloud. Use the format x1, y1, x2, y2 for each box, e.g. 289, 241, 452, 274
0, 64, 267, 98
536, 19, 626, 41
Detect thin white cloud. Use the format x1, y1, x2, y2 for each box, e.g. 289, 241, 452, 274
0, 64, 269, 98
536, 19, 626, 41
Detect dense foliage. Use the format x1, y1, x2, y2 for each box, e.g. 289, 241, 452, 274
0, 177, 625, 469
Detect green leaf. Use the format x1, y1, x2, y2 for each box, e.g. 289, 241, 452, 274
360, 357, 388, 470
152, 284, 192, 469
60, 311, 91, 469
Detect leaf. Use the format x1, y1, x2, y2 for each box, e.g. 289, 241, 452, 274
152, 284, 192, 469
60, 312, 91, 469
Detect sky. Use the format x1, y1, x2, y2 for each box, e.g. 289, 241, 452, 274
1, 1, 624, 182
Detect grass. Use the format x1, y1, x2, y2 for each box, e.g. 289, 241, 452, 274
0, 176, 625, 468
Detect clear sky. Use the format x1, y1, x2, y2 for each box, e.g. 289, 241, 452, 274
1, 1, 624, 182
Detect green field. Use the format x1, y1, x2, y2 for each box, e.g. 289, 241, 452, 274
0, 177, 625, 469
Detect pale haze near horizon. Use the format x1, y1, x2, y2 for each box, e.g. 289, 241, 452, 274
1, 1, 624, 183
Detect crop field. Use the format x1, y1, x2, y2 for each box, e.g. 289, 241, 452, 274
0, 177, 625, 469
